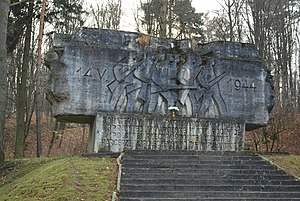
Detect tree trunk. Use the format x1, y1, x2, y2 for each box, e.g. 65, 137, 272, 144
15, 1, 33, 159
0, 0, 10, 163
35, 0, 46, 157
227, 0, 234, 42
47, 120, 65, 156
81, 124, 86, 152
251, 131, 259, 153
167, 0, 173, 38
159, 0, 167, 37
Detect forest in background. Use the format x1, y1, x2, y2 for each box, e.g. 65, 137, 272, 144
0, 0, 300, 162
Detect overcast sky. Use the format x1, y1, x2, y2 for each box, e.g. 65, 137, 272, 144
85, 0, 222, 32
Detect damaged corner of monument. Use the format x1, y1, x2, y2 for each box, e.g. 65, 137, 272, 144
201, 41, 261, 61
46, 28, 275, 131
53, 33, 72, 48
45, 89, 69, 105
45, 33, 71, 70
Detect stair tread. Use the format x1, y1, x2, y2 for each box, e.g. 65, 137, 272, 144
120, 198, 300, 201
120, 190, 300, 198
121, 184, 300, 191
122, 185, 300, 188
121, 199, 300, 201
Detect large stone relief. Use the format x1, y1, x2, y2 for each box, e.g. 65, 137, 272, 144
46, 28, 274, 131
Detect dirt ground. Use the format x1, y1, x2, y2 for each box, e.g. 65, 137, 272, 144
4, 115, 89, 159
4, 114, 300, 159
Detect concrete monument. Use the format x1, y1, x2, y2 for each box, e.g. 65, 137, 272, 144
46, 28, 274, 152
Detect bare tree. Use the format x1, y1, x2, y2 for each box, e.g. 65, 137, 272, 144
35, 0, 46, 157
15, 1, 33, 159
204, 0, 245, 42
0, 0, 10, 163
205, 0, 300, 152
245, 0, 300, 152
89, 0, 122, 30
47, 120, 65, 156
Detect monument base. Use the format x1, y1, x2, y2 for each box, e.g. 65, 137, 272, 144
88, 112, 245, 153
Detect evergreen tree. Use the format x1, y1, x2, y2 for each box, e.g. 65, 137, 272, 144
139, 0, 204, 39
47, 0, 87, 34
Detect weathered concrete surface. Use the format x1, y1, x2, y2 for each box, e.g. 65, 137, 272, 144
92, 113, 245, 153
46, 28, 274, 131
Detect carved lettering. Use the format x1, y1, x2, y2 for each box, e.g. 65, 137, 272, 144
228, 79, 257, 91
97, 113, 244, 151
76, 67, 107, 80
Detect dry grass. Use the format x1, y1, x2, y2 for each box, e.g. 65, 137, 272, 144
266, 155, 300, 178
0, 156, 117, 201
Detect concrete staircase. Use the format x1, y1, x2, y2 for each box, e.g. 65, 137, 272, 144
119, 151, 300, 201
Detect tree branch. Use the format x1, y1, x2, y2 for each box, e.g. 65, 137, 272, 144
10, 0, 33, 7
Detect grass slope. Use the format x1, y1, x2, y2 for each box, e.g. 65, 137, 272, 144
0, 156, 117, 201
267, 155, 300, 178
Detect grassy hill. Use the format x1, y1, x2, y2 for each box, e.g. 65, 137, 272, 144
0, 154, 299, 201
0, 156, 117, 201
266, 155, 300, 178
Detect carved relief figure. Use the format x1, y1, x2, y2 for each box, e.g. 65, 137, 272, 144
106, 41, 228, 118
125, 52, 145, 112
107, 56, 134, 111
195, 58, 227, 117
108, 52, 147, 112
133, 52, 157, 112
151, 54, 179, 112
177, 53, 202, 116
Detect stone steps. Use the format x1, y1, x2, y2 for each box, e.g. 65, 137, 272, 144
121, 191, 300, 198
121, 184, 300, 192
123, 150, 253, 156
122, 167, 285, 175
122, 173, 292, 180
122, 163, 277, 170
121, 198, 300, 201
124, 155, 262, 161
119, 151, 300, 200
123, 159, 268, 164
121, 178, 299, 185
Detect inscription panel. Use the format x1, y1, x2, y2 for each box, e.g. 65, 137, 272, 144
96, 113, 245, 152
